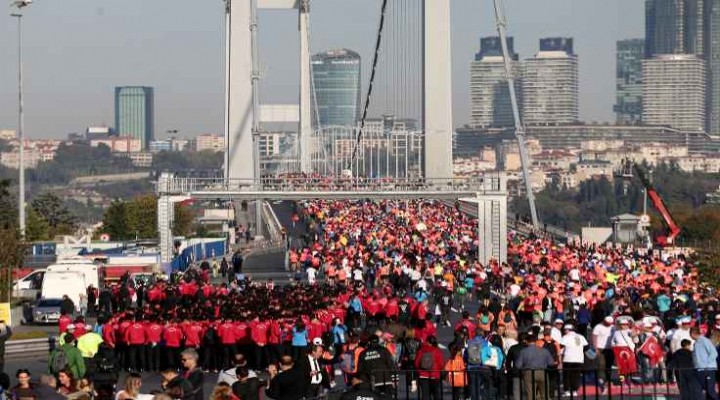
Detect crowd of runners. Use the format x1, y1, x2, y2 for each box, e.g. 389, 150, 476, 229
6, 199, 720, 400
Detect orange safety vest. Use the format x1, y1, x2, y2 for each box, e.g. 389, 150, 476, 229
444, 355, 467, 387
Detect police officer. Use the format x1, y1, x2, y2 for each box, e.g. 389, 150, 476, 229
356, 335, 397, 394
340, 373, 390, 400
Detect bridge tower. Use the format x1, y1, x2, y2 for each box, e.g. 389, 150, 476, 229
226, 0, 454, 179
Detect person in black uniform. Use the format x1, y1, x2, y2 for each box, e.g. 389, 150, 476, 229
356, 335, 397, 394
265, 355, 306, 400
340, 373, 390, 400
671, 339, 702, 400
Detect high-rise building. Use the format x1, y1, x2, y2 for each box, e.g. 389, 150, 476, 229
642, 54, 706, 131
522, 38, 579, 126
615, 39, 645, 124
469, 37, 521, 128
646, 0, 720, 136
707, 0, 720, 137
645, 0, 706, 56
114, 86, 154, 149
311, 49, 361, 128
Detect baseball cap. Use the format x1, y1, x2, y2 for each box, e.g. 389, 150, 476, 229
563, 324, 574, 331
554, 318, 564, 324
312, 337, 323, 346
604, 316, 614, 324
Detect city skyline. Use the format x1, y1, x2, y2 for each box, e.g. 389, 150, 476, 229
0, 0, 644, 139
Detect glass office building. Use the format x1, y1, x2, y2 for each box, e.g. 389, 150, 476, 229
311, 49, 361, 128
114, 86, 154, 149
470, 37, 521, 128
615, 39, 645, 124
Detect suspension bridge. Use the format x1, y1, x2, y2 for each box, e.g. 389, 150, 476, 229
158, 0, 539, 269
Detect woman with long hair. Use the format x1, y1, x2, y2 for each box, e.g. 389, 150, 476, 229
291, 319, 309, 360
115, 373, 142, 400
56, 368, 79, 397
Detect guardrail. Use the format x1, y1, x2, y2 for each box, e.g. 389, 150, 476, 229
158, 176, 502, 195
6, 337, 53, 361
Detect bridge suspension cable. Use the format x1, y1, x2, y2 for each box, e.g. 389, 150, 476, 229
348, 0, 389, 170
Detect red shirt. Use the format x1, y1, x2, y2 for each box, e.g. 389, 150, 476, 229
126, 322, 147, 345
58, 315, 72, 334
251, 321, 269, 346
117, 321, 131, 344
235, 322, 251, 345
146, 322, 163, 344
73, 322, 86, 337
103, 322, 117, 348
163, 325, 183, 348
217, 322, 236, 345
268, 320, 281, 345
184, 323, 204, 348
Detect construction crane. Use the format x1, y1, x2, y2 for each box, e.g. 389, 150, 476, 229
619, 160, 681, 247
492, 0, 539, 229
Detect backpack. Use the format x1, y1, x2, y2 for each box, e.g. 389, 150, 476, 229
419, 351, 435, 370
96, 354, 115, 373
51, 347, 68, 374
466, 341, 483, 366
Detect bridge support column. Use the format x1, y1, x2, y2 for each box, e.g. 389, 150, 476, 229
460, 173, 508, 265
423, 0, 453, 180
157, 173, 191, 264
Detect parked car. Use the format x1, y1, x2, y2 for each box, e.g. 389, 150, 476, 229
28, 298, 63, 324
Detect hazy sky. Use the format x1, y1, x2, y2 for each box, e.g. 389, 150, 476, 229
0, 0, 644, 139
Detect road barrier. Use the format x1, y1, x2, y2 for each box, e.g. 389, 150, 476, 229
5, 337, 54, 361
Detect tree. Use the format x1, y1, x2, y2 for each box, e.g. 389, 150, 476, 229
31, 192, 76, 237
25, 208, 50, 242
102, 200, 128, 241
173, 203, 194, 237
125, 195, 158, 240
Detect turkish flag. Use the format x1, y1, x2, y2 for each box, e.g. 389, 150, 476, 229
613, 346, 638, 375
638, 336, 665, 367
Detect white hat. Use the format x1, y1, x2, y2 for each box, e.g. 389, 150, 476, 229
604, 316, 614, 324
67, 325, 76, 331
85, 324, 93, 331
312, 337, 323, 346
643, 322, 653, 328
554, 318, 564, 324
563, 324, 574, 330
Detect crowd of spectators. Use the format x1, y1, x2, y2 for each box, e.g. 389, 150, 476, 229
6, 198, 720, 400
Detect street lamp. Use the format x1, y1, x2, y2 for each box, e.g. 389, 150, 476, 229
9, 0, 30, 236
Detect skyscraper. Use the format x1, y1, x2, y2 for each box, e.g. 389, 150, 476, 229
114, 86, 154, 149
645, 0, 706, 56
646, 0, 720, 136
707, 0, 720, 137
469, 37, 521, 128
642, 54, 706, 131
311, 49, 361, 128
522, 38, 579, 126
615, 39, 645, 124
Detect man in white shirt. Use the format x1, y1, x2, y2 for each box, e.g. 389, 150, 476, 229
612, 320, 637, 351
560, 324, 587, 397
592, 316, 615, 389
306, 266, 317, 284
670, 318, 693, 354
550, 319, 564, 343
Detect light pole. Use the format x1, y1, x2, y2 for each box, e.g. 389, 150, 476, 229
10, 9, 26, 236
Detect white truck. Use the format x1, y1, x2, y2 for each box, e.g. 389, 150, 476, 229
41, 258, 100, 310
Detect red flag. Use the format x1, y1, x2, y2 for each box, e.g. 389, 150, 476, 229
613, 346, 638, 375
638, 336, 665, 367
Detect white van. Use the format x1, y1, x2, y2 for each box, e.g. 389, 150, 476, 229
41, 258, 100, 308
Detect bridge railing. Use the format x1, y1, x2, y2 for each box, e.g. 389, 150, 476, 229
158, 176, 503, 195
